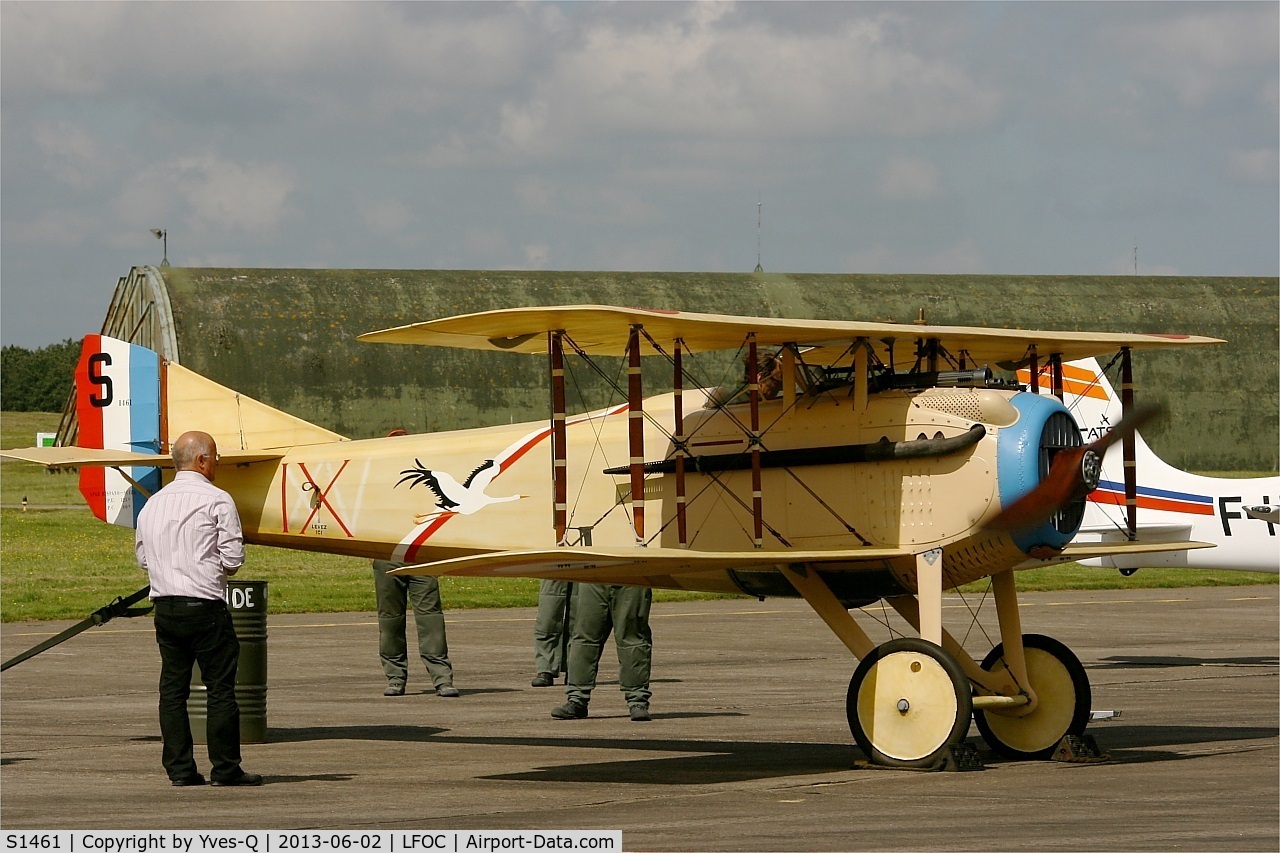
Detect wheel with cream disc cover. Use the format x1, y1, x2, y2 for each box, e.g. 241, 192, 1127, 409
846, 637, 972, 768
974, 633, 1090, 760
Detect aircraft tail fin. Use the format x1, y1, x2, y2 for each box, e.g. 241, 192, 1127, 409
74, 335, 164, 527
163, 360, 345, 451
69, 335, 345, 528
1020, 357, 1279, 573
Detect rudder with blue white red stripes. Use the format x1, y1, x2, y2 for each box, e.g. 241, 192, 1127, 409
74, 335, 163, 527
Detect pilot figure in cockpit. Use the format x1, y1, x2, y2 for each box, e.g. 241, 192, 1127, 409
706, 349, 786, 407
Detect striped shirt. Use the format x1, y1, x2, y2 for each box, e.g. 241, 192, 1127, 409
135, 471, 245, 601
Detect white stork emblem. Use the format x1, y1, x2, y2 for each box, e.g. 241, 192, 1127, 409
396, 458, 527, 524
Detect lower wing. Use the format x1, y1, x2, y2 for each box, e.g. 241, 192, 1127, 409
390, 545, 912, 584
390, 539, 1214, 585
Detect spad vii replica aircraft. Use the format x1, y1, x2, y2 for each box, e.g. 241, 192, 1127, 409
5, 305, 1237, 768
1016, 358, 1278, 574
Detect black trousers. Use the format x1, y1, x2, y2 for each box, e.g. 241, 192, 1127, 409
153, 597, 242, 782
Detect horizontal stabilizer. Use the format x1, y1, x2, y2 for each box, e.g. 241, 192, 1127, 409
1076, 524, 1194, 539
391, 545, 912, 584
1058, 539, 1215, 561
1244, 505, 1279, 524
0, 446, 284, 469
165, 361, 346, 450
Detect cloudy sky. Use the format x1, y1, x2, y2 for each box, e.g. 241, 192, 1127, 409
2, 1, 1276, 348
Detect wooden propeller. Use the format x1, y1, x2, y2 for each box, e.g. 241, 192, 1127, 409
988, 404, 1160, 533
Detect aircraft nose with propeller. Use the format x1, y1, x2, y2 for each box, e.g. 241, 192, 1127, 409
2, 305, 1222, 769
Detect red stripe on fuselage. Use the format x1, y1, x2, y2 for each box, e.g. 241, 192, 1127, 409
1088, 490, 1215, 516
402, 428, 554, 562
401, 404, 630, 562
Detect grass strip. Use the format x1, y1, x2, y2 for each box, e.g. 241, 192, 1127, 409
4, 412, 1274, 622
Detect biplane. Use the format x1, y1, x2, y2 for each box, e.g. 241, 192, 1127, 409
3, 305, 1233, 768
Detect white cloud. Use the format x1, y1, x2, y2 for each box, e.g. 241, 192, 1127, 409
2, 3, 543, 114
0, 2, 123, 95
401, 132, 478, 171
1226, 148, 1279, 185
356, 196, 416, 237
462, 229, 510, 259
1, 2, 1276, 348
489, 243, 549, 270
513, 178, 658, 227
522, 244, 551, 269
172, 154, 298, 236
545, 7, 1004, 141
515, 177, 558, 216
5, 3, 1005, 176
5, 208, 99, 247
1104, 5, 1279, 108
111, 175, 178, 237
1120, 6, 1277, 70
1261, 76, 1280, 120
496, 99, 553, 156
111, 153, 298, 238
31, 120, 111, 189
877, 156, 945, 202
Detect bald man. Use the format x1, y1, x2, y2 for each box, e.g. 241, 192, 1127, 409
135, 431, 262, 787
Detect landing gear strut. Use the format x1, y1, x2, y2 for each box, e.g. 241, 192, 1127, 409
974, 633, 1091, 760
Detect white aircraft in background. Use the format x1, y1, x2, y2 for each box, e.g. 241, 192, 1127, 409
1020, 358, 1278, 574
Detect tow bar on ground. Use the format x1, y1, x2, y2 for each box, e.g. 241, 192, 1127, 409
1, 586, 152, 672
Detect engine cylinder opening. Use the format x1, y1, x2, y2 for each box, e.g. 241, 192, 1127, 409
1040, 410, 1086, 535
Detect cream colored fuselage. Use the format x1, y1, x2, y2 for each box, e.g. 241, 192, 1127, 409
208, 386, 1019, 595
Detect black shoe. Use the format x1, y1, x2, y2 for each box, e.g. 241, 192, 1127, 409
171, 774, 206, 787
384, 682, 405, 696
436, 685, 460, 697
211, 772, 263, 787
551, 701, 588, 720
531, 672, 556, 687
629, 703, 652, 722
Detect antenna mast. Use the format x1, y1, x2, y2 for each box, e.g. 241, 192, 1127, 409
754, 195, 763, 273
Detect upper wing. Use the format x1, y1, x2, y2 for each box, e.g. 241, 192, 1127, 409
390, 545, 913, 584
0, 446, 284, 468
359, 304, 1223, 364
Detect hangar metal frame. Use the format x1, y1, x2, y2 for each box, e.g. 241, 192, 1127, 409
56, 266, 178, 446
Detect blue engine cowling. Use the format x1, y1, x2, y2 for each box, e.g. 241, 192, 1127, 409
996, 392, 1087, 553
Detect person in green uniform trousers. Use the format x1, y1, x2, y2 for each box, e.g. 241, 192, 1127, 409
551, 583, 653, 721
373, 560, 459, 697
531, 579, 570, 687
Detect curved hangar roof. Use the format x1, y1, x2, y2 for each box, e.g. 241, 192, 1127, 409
84, 266, 1278, 472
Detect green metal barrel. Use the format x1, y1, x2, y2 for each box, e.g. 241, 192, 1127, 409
190, 579, 268, 744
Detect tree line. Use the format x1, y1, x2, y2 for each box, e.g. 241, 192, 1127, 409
2, 340, 80, 412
